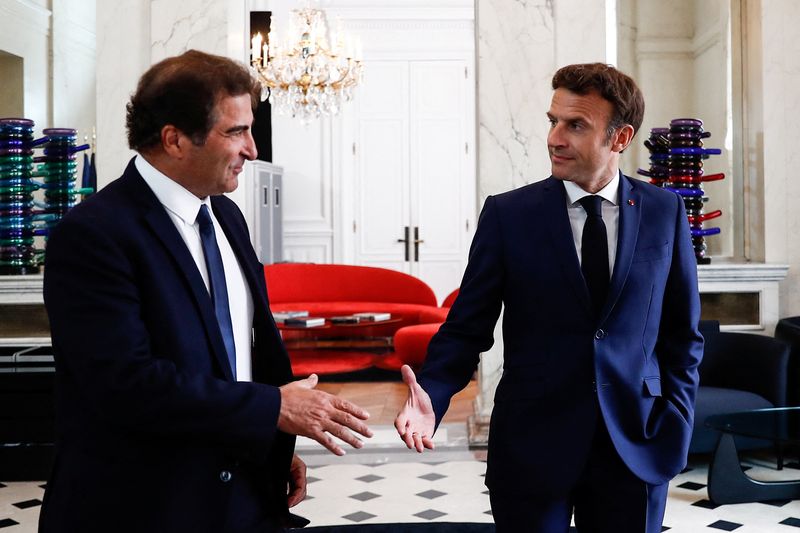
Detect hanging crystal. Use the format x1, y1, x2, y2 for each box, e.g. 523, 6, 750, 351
251, 6, 363, 124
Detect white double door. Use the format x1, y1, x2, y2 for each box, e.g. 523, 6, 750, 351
343, 59, 476, 303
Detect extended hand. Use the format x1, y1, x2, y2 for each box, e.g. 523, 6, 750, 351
394, 365, 436, 453
279, 374, 373, 455
287, 454, 307, 508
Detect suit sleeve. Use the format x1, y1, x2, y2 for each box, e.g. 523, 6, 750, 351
418, 195, 506, 426
44, 211, 281, 459
656, 194, 704, 425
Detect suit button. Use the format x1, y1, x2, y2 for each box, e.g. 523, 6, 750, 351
220, 470, 232, 483
595, 329, 606, 340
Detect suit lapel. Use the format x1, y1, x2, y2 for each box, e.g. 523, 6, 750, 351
210, 197, 271, 320
541, 178, 593, 315
211, 197, 291, 383
601, 173, 641, 321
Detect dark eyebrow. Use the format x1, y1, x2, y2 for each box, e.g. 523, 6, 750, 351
224, 125, 250, 135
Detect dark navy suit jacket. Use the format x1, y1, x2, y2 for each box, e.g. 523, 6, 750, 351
39, 159, 296, 532
418, 174, 704, 496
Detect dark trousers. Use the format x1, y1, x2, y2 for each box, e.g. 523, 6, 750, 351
490, 418, 669, 533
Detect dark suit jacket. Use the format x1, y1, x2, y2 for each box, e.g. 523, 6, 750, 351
39, 159, 296, 532
418, 174, 704, 496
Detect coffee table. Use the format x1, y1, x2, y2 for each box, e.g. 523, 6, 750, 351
705, 407, 800, 504
277, 318, 403, 348
276, 317, 404, 377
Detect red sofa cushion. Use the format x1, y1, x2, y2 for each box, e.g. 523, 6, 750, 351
393, 323, 444, 369
265, 263, 438, 306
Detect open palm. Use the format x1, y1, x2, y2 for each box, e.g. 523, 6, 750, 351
394, 365, 436, 453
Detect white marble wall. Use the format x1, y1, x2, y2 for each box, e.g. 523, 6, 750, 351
96, 0, 151, 188
476, 0, 554, 200
52, 0, 96, 145
96, 0, 249, 198
475, 0, 613, 416
150, 0, 228, 61
754, 0, 800, 319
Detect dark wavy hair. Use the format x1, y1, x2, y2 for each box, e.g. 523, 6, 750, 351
126, 49, 261, 151
552, 63, 644, 140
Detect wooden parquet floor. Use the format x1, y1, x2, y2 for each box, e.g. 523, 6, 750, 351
317, 380, 478, 425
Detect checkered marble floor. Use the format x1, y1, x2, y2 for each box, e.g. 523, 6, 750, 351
5, 426, 800, 532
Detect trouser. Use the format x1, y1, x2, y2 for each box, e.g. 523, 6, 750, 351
490, 417, 669, 533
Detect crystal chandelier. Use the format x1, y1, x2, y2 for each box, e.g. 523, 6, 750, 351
251, 7, 363, 123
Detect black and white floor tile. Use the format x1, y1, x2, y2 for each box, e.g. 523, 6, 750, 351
4, 426, 800, 532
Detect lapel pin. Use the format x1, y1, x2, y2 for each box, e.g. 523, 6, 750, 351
628, 199, 635, 206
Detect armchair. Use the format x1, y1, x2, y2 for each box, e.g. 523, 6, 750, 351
774, 316, 800, 406
690, 320, 790, 455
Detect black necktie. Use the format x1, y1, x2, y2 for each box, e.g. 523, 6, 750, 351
578, 195, 610, 318
197, 204, 237, 379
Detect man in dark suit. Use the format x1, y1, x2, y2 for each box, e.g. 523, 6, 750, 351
39, 50, 372, 533
395, 63, 703, 532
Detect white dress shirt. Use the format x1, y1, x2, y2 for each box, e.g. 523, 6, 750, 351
136, 155, 253, 381
563, 172, 620, 275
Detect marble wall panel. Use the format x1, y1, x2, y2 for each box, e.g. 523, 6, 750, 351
96, 0, 150, 187
150, 0, 229, 61
758, 0, 800, 318
477, 0, 555, 201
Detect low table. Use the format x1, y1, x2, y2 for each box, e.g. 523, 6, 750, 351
706, 407, 800, 504
276, 317, 404, 377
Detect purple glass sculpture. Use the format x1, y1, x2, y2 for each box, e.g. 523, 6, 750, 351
638, 117, 725, 264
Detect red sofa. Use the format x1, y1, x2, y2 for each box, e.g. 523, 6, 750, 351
264, 263, 452, 376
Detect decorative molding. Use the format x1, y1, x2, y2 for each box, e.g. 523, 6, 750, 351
0, 0, 51, 36
636, 36, 693, 60
692, 23, 724, 59
636, 26, 724, 62
697, 263, 788, 334
283, 240, 332, 263
0, 275, 44, 305
697, 263, 789, 284
54, 23, 96, 54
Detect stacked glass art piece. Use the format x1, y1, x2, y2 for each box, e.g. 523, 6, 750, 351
36, 128, 92, 223
639, 118, 725, 264
0, 119, 92, 275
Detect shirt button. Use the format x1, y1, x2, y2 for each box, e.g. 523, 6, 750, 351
220, 470, 232, 483
595, 329, 606, 340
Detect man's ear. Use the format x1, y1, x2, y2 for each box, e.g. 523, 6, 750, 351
160, 125, 184, 159
612, 124, 635, 153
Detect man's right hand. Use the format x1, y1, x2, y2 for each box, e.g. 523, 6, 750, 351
394, 365, 436, 453
278, 374, 373, 456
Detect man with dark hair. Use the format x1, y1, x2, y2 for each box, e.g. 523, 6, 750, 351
395, 62, 703, 532
39, 49, 372, 533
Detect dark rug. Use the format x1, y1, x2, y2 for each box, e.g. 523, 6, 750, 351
301, 524, 494, 532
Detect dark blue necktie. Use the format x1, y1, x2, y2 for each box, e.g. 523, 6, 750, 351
579, 195, 610, 318
197, 204, 237, 379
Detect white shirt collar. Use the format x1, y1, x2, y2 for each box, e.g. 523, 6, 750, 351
135, 154, 210, 224
563, 171, 620, 207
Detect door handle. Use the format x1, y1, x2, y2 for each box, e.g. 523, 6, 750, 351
396, 226, 410, 261
413, 226, 424, 262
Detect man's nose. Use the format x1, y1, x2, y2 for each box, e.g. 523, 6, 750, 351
548, 124, 566, 148
243, 130, 258, 161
